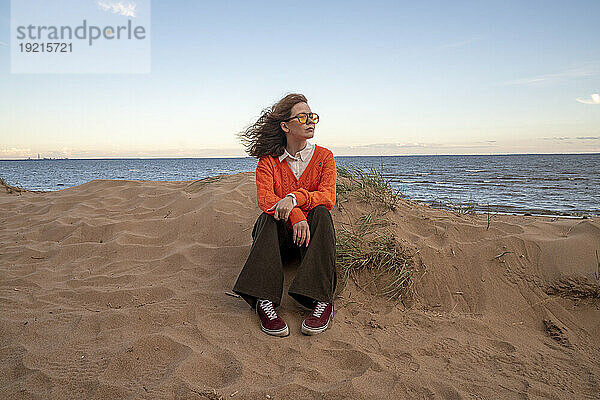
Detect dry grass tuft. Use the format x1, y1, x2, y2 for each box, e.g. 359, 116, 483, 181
336, 164, 403, 211
0, 178, 28, 194
429, 195, 476, 215
334, 165, 417, 302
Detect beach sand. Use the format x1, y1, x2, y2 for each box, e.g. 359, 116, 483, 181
1, 172, 599, 399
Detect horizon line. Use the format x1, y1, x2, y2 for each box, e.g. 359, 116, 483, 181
1, 151, 600, 161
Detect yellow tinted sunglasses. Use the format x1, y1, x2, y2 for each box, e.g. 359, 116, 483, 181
284, 112, 319, 124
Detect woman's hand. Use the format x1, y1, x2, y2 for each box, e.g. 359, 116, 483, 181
267, 196, 294, 221
292, 220, 310, 247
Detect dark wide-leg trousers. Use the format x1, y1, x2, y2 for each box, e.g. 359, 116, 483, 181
232, 205, 337, 310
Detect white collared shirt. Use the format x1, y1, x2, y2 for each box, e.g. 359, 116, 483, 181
278, 140, 316, 179
278, 140, 316, 207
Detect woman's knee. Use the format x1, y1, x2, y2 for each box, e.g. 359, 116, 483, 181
257, 212, 279, 224
252, 212, 278, 238
310, 205, 332, 219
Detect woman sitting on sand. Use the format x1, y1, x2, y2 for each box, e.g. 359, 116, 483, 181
232, 93, 337, 337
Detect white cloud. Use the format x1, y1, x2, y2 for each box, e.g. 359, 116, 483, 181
541, 136, 600, 141
576, 93, 600, 105
0, 41, 8, 47
339, 141, 500, 152
0, 147, 32, 157
97, 1, 137, 17
502, 62, 600, 86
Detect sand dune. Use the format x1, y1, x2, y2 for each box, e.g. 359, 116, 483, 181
1, 173, 599, 399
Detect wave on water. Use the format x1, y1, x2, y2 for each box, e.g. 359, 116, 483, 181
2, 154, 598, 216
528, 176, 586, 181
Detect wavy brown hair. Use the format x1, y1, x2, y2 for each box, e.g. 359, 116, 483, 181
237, 93, 308, 158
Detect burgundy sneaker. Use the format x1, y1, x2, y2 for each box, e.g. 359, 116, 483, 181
255, 299, 289, 337
301, 301, 333, 335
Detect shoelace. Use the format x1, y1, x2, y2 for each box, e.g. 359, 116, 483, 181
258, 299, 278, 321
312, 302, 328, 318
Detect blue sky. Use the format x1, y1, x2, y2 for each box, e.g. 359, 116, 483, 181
1, 0, 599, 158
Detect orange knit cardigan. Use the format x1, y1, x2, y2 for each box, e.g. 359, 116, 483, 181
256, 144, 336, 229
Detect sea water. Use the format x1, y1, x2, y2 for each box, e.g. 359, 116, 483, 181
1, 153, 598, 216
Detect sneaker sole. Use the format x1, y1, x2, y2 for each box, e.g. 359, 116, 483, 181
301, 306, 334, 336
301, 317, 331, 335
255, 302, 289, 337
261, 325, 289, 337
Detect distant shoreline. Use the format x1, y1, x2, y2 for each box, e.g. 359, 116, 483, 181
1, 152, 600, 161
2, 155, 598, 217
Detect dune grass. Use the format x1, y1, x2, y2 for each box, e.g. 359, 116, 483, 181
429, 195, 477, 215
334, 164, 416, 302
336, 216, 415, 301
594, 250, 600, 286
0, 177, 27, 194
336, 164, 405, 211
337, 163, 477, 216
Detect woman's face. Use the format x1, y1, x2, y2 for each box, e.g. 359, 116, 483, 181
281, 102, 315, 141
